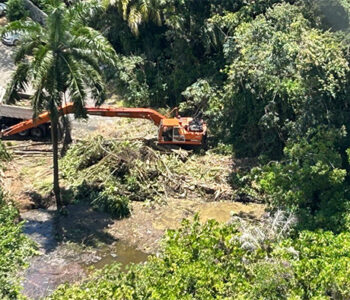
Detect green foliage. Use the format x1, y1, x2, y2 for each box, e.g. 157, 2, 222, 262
73, 181, 130, 218
279, 230, 350, 298
220, 3, 350, 157
48, 217, 350, 299
0, 141, 11, 170
94, 0, 235, 107
248, 127, 349, 231
46, 263, 125, 299
0, 143, 36, 299
112, 55, 151, 106
6, 0, 28, 22
0, 191, 36, 299
179, 79, 215, 116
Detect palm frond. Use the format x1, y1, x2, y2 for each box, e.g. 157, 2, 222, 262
31, 83, 48, 117
30, 47, 54, 90
62, 55, 87, 117
3, 19, 43, 36
67, 0, 104, 25
67, 48, 102, 79
70, 26, 116, 66
14, 39, 41, 64
128, 5, 142, 35
121, 0, 130, 20
47, 5, 67, 48
5, 62, 30, 104
79, 63, 106, 105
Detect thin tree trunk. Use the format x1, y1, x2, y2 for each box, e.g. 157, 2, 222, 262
50, 115, 62, 210
60, 115, 72, 157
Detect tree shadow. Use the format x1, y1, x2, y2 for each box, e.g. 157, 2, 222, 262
25, 191, 53, 209
228, 156, 260, 203
57, 203, 117, 247
21, 208, 58, 253
23, 187, 118, 252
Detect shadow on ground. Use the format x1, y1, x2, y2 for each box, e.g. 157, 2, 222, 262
59, 203, 117, 247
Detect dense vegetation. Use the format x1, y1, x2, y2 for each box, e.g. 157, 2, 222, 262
47, 0, 350, 298
4, 0, 350, 298
0, 141, 36, 299
49, 214, 350, 299
85, 0, 350, 229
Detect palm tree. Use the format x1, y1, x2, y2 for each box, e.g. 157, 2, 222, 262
4, 0, 116, 210
109, 0, 163, 35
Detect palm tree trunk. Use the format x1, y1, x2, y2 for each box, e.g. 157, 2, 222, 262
60, 115, 72, 156
50, 115, 62, 210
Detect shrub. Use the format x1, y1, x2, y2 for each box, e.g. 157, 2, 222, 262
6, 0, 29, 21
0, 192, 35, 298
48, 216, 350, 299
0, 141, 11, 175
249, 127, 349, 231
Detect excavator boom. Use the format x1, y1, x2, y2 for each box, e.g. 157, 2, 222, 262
0, 102, 207, 146
1, 103, 166, 137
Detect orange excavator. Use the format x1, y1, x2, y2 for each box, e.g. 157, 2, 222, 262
0, 103, 207, 146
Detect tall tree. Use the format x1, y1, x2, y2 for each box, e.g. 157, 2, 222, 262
4, 0, 116, 209
109, 0, 163, 35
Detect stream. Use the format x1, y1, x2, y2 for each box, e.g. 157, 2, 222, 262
20, 207, 148, 299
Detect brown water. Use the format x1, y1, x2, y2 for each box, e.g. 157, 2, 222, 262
92, 242, 148, 271
20, 208, 148, 299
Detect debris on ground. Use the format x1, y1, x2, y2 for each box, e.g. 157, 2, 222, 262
59, 134, 235, 218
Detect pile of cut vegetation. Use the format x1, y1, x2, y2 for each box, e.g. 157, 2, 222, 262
60, 135, 233, 218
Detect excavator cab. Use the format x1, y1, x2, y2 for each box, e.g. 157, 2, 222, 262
158, 117, 206, 146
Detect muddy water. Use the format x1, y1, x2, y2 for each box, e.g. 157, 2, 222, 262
20, 208, 148, 299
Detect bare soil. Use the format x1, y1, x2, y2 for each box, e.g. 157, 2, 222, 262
2, 141, 53, 211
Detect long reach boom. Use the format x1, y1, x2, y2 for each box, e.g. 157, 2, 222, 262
1, 103, 166, 137
0, 103, 207, 146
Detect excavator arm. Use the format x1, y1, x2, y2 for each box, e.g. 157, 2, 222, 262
0, 103, 166, 137
1, 102, 207, 147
